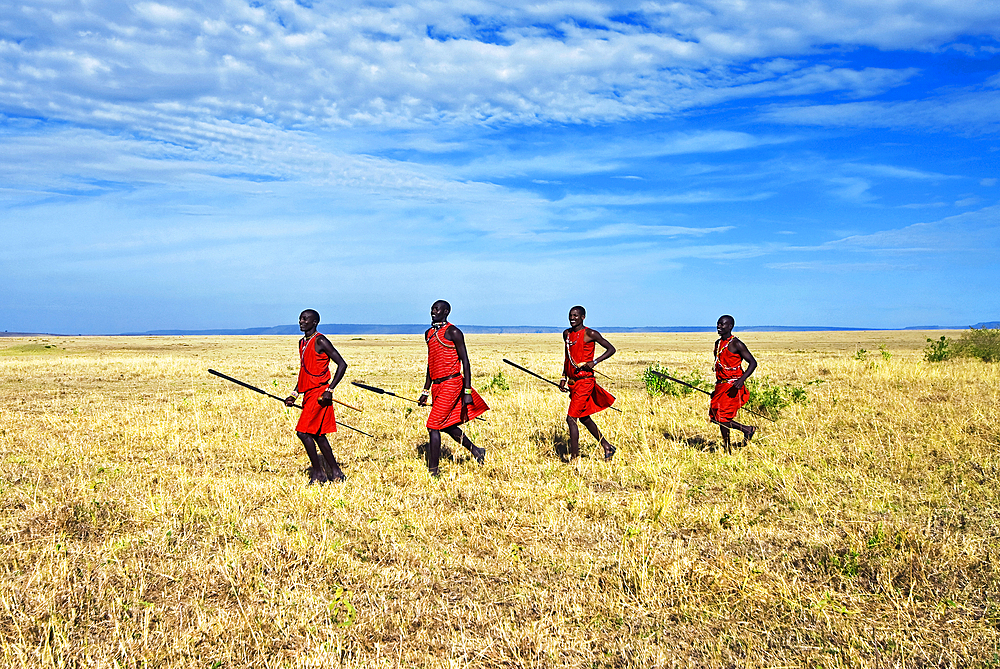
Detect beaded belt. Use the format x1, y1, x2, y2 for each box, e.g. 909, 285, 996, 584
431, 372, 461, 385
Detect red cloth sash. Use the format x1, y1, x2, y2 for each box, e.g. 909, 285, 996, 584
425, 323, 488, 429
714, 336, 744, 382
296, 387, 337, 435
564, 328, 615, 417
295, 333, 336, 434
298, 333, 331, 393
567, 377, 616, 418
564, 329, 596, 380
710, 336, 747, 422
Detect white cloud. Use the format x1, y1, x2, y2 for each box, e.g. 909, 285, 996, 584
760, 89, 1000, 132
765, 260, 916, 271
819, 204, 1000, 253
554, 190, 775, 206
2, 0, 988, 135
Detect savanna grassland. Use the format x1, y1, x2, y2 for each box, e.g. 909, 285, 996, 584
0, 331, 998, 668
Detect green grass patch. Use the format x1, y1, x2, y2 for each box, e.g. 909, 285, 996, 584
0, 343, 63, 356
641, 363, 711, 396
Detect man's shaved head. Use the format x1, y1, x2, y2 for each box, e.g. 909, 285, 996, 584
432, 300, 451, 314
719, 314, 734, 326
301, 309, 320, 323
570, 305, 586, 317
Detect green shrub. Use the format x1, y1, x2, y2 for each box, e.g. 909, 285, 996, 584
641, 364, 711, 397
954, 327, 1000, 363
924, 335, 951, 362
746, 376, 811, 418
483, 370, 510, 392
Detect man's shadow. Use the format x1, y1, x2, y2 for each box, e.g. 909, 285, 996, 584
415, 441, 455, 461
532, 427, 574, 462
663, 431, 722, 453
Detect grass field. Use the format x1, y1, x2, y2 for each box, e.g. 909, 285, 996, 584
1, 330, 998, 667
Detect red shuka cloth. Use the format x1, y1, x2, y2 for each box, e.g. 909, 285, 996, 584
296, 333, 337, 435
709, 335, 748, 423
425, 323, 488, 430
564, 328, 615, 418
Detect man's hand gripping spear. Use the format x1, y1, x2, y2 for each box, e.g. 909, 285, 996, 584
208, 369, 373, 437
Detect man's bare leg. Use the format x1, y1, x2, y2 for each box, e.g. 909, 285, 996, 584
566, 416, 581, 460
580, 415, 615, 460
314, 434, 345, 481
718, 424, 732, 454
714, 420, 755, 452
426, 429, 442, 476
297, 431, 328, 484
442, 425, 485, 464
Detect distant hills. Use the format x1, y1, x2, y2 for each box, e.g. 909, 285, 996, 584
119, 322, 998, 336
3, 322, 996, 337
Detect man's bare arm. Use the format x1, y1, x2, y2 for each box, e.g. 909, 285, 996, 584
581, 328, 616, 370
729, 339, 757, 391
316, 336, 348, 405
449, 327, 475, 405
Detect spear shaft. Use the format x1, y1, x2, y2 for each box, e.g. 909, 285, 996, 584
649, 370, 775, 423
351, 380, 486, 421
502, 359, 622, 413
350, 381, 421, 404
208, 369, 373, 437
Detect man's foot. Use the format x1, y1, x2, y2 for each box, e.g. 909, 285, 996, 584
308, 467, 328, 485
602, 442, 616, 461
325, 468, 347, 483
471, 446, 486, 465
742, 425, 756, 447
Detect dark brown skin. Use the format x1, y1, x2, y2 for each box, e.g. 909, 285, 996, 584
558, 307, 616, 383
713, 315, 757, 450
715, 315, 757, 394
417, 300, 484, 475
418, 300, 475, 407
284, 310, 348, 407
560, 307, 616, 461
284, 310, 349, 482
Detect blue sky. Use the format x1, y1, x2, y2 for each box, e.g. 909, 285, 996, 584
1, 0, 999, 333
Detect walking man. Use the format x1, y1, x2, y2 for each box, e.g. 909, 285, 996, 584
284, 309, 348, 483
711, 314, 758, 452
559, 306, 617, 461
417, 300, 489, 476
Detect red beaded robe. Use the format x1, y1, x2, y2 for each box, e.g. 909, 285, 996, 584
295, 333, 337, 435
425, 323, 489, 430
709, 335, 748, 423
564, 328, 616, 418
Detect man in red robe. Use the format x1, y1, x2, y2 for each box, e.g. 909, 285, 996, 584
417, 300, 489, 476
284, 309, 348, 483
710, 314, 757, 452
558, 305, 617, 461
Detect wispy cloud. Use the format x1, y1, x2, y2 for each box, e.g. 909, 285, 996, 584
760, 89, 1000, 133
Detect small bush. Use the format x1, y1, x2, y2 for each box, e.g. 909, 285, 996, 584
879, 344, 892, 362
853, 348, 869, 362
483, 370, 510, 392
746, 376, 810, 418
641, 364, 711, 397
924, 336, 951, 362
954, 327, 1000, 363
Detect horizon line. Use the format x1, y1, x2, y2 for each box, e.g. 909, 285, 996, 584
4, 322, 993, 337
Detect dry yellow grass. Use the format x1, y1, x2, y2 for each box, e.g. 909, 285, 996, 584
1, 331, 998, 667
